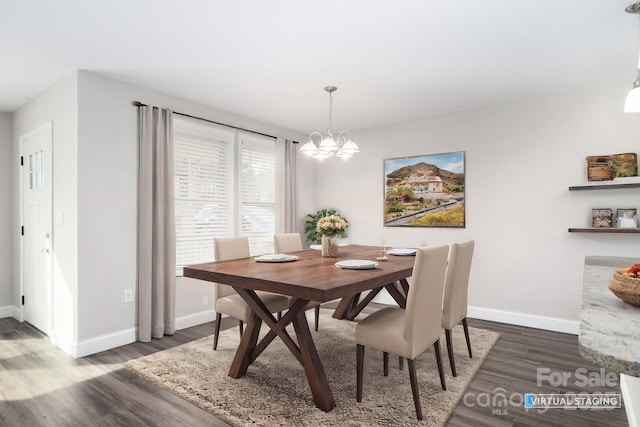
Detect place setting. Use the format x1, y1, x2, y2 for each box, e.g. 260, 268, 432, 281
386, 248, 418, 256
254, 253, 299, 263
334, 259, 379, 270
333, 246, 417, 270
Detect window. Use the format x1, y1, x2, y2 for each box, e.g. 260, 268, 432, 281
173, 116, 280, 275
29, 150, 44, 190
240, 134, 278, 255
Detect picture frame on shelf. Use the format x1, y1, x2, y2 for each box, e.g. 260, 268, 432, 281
592, 208, 613, 228
616, 208, 638, 229
610, 153, 638, 178
585, 155, 612, 182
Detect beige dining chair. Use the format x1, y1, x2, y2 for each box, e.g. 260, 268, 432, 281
442, 240, 475, 377
212, 237, 290, 350
355, 245, 449, 420
273, 233, 321, 331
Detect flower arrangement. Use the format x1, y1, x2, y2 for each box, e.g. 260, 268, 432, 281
316, 214, 349, 238
304, 208, 349, 243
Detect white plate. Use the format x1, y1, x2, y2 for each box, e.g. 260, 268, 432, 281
386, 248, 417, 256
335, 260, 379, 270
255, 254, 299, 263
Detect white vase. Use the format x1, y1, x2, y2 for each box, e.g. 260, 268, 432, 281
321, 235, 339, 257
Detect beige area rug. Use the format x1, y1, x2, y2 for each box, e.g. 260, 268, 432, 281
125, 309, 499, 426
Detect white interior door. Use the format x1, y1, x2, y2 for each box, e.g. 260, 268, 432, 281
21, 123, 53, 335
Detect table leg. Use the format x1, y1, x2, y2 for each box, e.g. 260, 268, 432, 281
344, 287, 383, 320
228, 310, 262, 378
292, 309, 336, 412
228, 288, 336, 412
333, 280, 410, 321
399, 278, 410, 297
385, 281, 407, 308
332, 293, 361, 319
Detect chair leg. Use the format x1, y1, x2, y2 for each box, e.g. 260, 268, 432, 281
407, 358, 423, 420
383, 352, 389, 376
399, 356, 404, 371
356, 344, 365, 402
445, 329, 457, 377
433, 339, 447, 391
213, 312, 222, 350
314, 305, 320, 331
462, 318, 473, 358
238, 320, 244, 338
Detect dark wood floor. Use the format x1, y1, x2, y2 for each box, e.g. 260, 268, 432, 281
0, 305, 628, 427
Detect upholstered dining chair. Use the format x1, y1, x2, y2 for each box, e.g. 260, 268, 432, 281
442, 240, 475, 377
212, 237, 290, 350
355, 245, 449, 420
273, 233, 321, 331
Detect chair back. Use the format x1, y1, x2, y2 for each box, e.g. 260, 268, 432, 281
442, 240, 475, 329
274, 233, 303, 253
404, 245, 449, 359
213, 237, 250, 299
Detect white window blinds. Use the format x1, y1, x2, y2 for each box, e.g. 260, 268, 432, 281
240, 134, 277, 256
173, 115, 279, 275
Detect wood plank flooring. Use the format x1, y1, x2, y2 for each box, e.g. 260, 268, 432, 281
0, 306, 629, 426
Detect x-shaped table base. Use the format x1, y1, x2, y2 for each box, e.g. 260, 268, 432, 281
332, 279, 410, 320
228, 287, 336, 412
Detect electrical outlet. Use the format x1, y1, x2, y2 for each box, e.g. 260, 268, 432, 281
124, 289, 134, 303
202, 296, 209, 306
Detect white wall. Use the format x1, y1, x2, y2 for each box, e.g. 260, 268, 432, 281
8, 70, 312, 357
12, 73, 78, 351
314, 86, 640, 333
12, 72, 79, 349
20, 70, 637, 353
0, 112, 11, 315
74, 71, 310, 354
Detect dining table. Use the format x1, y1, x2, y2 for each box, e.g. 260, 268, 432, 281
183, 244, 416, 412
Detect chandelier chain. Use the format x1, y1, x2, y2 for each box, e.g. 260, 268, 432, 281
328, 91, 333, 134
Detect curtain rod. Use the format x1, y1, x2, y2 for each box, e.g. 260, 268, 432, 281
132, 100, 298, 143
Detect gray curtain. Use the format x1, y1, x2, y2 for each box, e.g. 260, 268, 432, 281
137, 105, 176, 341
284, 139, 298, 233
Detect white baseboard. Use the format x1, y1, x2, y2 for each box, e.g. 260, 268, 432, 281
72, 327, 137, 358
175, 309, 216, 330
0, 305, 13, 318
0, 306, 136, 358
0, 305, 23, 321
12, 305, 23, 321
3, 300, 580, 359
468, 306, 579, 335
66, 310, 215, 358
374, 289, 579, 334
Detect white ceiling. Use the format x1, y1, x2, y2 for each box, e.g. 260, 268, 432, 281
1, 0, 638, 134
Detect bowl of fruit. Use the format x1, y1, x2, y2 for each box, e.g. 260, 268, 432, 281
609, 262, 640, 307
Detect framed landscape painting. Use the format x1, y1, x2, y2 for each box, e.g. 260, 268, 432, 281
384, 151, 465, 227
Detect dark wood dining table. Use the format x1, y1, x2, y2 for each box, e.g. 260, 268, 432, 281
183, 244, 416, 412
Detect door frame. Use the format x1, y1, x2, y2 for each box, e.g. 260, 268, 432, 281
19, 121, 53, 330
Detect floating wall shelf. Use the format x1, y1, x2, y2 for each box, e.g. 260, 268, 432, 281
568, 179, 640, 233
568, 228, 640, 233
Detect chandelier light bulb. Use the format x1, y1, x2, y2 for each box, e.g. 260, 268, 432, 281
625, 74, 640, 112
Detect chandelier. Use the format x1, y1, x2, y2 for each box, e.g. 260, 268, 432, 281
299, 86, 360, 159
